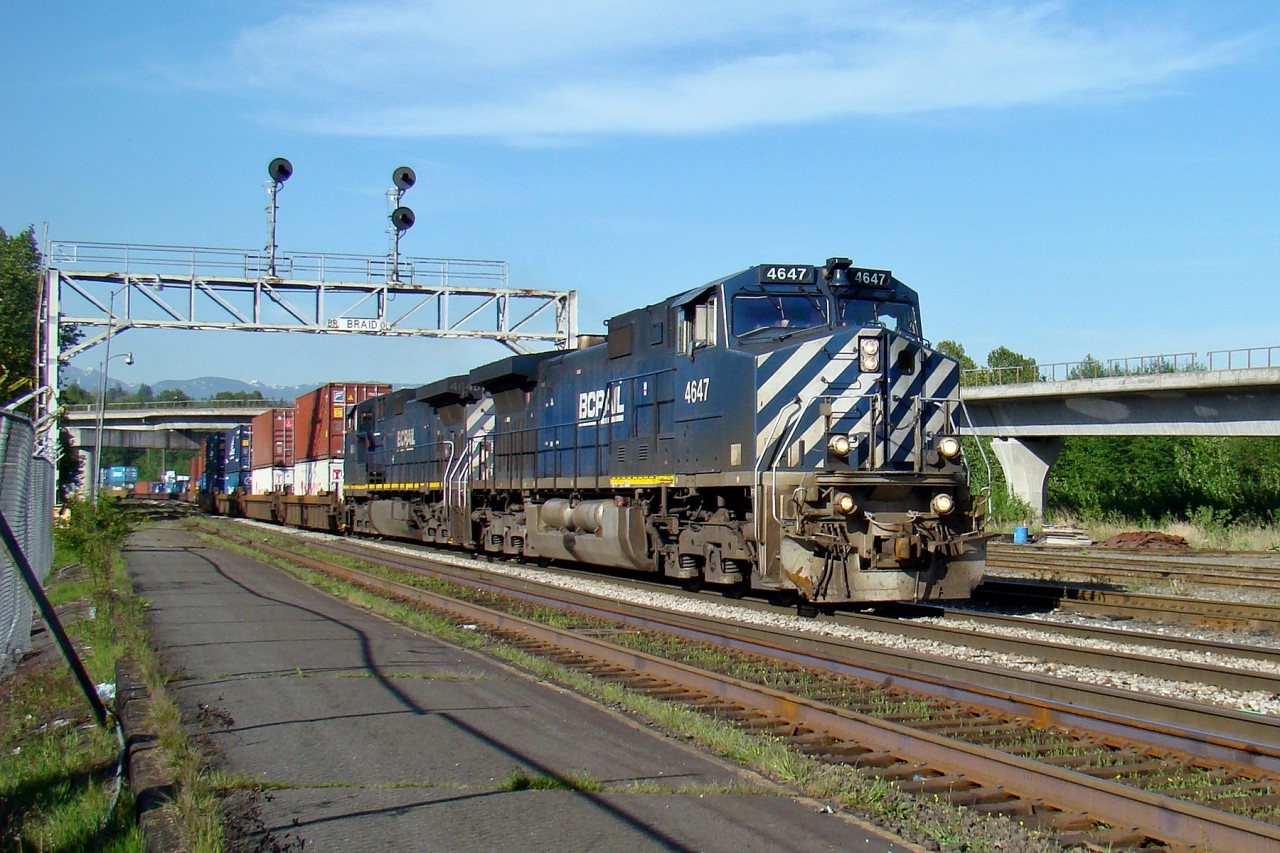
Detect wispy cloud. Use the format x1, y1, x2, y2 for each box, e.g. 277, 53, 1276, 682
189, 0, 1250, 139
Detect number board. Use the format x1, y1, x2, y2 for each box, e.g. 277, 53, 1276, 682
846, 268, 893, 287
758, 265, 815, 284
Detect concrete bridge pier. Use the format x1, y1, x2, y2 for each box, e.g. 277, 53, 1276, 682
990, 437, 1063, 522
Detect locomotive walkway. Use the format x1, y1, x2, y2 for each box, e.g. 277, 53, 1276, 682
123, 523, 913, 852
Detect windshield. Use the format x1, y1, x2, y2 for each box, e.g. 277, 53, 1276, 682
838, 298, 920, 336
732, 292, 829, 338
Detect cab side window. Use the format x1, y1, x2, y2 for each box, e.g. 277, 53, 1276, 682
679, 294, 718, 354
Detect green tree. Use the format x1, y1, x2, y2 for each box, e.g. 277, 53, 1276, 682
0, 226, 41, 402
935, 340, 977, 371
60, 382, 95, 405
1069, 353, 1107, 379
54, 496, 133, 598
156, 388, 192, 403
936, 340, 983, 387
56, 427, 81, 500
211, 390, 265, 401
986, 346, 1038, 384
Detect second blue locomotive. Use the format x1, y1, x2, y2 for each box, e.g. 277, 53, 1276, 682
343, 257, 986, 604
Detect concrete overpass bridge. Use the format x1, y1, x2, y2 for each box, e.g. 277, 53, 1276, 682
960, 363, 1280, 519
63, 400, 284, 452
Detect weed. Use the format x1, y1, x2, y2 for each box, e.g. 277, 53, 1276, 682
497, 769, 603, 792
1, 557, 142, 850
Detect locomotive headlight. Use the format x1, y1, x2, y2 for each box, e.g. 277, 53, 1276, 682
833, 492, 856, 515
859, 337, 881, 371
931, 493, 956, 515
937, 436, 962, 460
827, 434, 851, 457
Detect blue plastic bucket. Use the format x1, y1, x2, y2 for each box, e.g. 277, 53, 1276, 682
1013, 526, 1029, 544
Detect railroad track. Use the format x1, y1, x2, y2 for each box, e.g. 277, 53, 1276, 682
202, 520, 1280, 850
835, 604, 1280, 698
976, 578, 1280, 633
986, 543, 1280, 591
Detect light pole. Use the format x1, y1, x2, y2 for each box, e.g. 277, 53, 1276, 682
90, 283, 135, 499
92, 350, 134, 499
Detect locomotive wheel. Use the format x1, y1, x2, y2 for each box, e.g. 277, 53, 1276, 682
665, 551, 703, 591
717, 553, 750, 599
769, 589, 798, 607
722, 578, 749, 599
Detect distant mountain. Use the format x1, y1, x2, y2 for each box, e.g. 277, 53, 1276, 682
60, 366, 315, 402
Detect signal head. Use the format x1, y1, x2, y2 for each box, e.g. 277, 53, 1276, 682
391, 206, 416, 231
268, 157, 293, 183
392, 166, 416, 190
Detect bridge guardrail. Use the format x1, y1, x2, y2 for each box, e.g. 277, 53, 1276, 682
62, 399, 294, 415
1207, 346, 1280, 371
962, 348, 1277, 386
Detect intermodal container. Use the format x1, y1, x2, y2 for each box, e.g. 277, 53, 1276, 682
250, 408, 295, 469
294, 382, 389, 462
103, 465, 139, 487
202, 433, 227, 493
189, 453, 205, 496
250, 466, 293, 495
292, 458, 344, 496
225, 426, 252, 476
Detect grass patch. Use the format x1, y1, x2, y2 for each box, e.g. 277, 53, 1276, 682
17, 500, 229, 852
0, 568, 141, 851
497, 769, 603, 792
1045, 510, 1280, 551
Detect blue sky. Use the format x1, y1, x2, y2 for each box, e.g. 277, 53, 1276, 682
3, 1, 1277, 388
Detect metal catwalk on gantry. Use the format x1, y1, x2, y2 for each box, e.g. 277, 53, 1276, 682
31, 240, 578, 456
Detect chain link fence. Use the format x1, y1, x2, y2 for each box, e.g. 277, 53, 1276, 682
0, 411, 53, 672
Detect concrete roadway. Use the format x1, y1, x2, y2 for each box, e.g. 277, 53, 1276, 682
125, 524, 918, 852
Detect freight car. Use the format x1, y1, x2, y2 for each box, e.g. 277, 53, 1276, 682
318, 257, 985, 605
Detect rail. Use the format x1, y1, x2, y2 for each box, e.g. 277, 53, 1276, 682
962, 346, 1279, 386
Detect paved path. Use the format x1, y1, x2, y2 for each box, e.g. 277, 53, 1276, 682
126, 523, 917, 851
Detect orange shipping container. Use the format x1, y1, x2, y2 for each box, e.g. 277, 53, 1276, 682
251, 407, 296, 469
294, 382, 390, 462
188, 451, 205, 489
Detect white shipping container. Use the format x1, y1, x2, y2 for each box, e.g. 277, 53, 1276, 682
250, 466, 294, 495
293, 459, 344, 497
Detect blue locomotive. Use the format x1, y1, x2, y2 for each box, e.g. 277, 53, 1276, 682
343, 257, 986, 604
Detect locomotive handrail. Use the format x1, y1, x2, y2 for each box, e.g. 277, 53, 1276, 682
952, 396, 994, 523
756, 385, 885, 571
755, 398, 803, 576
364, 437, 455, 488
440, 438, 466, 520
